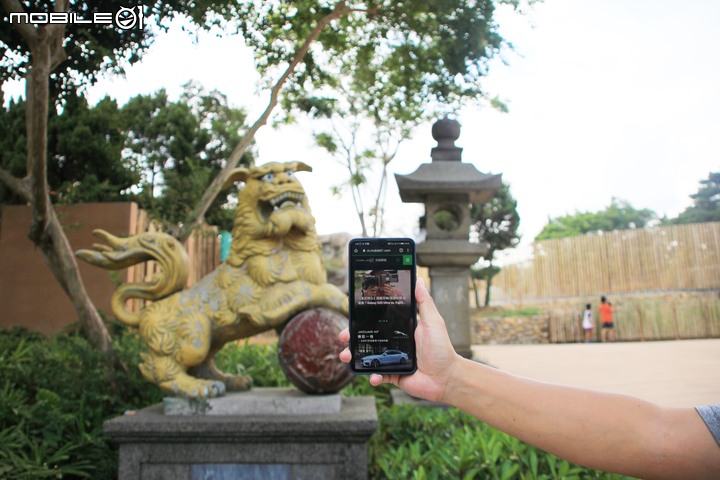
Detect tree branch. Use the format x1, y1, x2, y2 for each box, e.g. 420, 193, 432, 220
0, 0, 38, 46
179, 0, 353, 241
48, 0, 69, 71
0, 168, 30, 201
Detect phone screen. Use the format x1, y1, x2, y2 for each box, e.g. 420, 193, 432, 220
348, 238, 417, 374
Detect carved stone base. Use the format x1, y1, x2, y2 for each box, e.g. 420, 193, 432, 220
104, 391, 377, 480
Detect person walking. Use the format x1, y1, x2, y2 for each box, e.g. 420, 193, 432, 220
599, 295, 615, 342
582, 303, 595, 342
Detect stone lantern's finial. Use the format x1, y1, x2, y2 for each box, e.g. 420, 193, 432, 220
431, 117, 462, 161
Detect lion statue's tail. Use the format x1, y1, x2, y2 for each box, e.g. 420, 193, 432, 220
75, 229, 189, 326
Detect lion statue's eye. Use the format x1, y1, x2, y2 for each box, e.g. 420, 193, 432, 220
285, 170, 294, 178
260, 173, 275, 183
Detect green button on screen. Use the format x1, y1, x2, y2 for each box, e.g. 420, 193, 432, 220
402, 255, 413, 266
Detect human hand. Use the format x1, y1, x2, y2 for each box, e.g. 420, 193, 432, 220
339, 277, 462, 403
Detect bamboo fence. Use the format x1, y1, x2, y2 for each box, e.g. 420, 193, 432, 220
543, 292, 720, 343
480, 223, 720, 342
490, 222, 720, 304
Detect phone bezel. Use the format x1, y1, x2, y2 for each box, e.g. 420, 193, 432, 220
348, 237, 417, 375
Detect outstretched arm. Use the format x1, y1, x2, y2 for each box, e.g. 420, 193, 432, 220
339, 279, 720, 480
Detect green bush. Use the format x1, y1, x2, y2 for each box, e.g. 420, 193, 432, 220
370, 405, 632, 480
0, 327, 163, 479
215, 341, 291, 387
0, 330, 632, 479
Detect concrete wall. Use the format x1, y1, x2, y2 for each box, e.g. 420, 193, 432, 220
0, 203, 139, 335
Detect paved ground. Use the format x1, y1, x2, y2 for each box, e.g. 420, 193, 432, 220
471, 339, 720, 408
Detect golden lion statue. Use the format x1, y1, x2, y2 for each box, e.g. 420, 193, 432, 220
76, 161, 348, 399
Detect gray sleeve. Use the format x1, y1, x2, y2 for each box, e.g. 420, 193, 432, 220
696, 404, 720, 446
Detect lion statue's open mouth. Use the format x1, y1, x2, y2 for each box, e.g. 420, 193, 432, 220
260, 191, 305, 219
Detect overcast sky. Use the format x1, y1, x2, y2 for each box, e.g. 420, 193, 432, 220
4, 0, 719, 245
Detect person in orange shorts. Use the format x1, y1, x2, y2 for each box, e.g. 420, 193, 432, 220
599, 295, 615, 342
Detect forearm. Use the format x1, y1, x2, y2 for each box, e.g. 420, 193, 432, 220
442, 358, 718, 479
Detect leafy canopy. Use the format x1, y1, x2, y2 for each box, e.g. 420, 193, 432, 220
189, 0, 516, 123
669, 172, 720, 225
535, 198, 657, 241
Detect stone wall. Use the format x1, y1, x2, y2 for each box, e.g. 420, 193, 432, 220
471, 314, 550, 345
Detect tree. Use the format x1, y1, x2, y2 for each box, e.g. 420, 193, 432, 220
278, 0, 515, 237
121, 83, 251, 232
535, 198, 657, 241
178, 0, 526, 241
0, 92, 27, 205
670, 172, 720, 225
0, 0, 191, 353
47, 94, 139, 203
470, 181, 521, 306
1, 92, 138, 205
312, 98, 411, 237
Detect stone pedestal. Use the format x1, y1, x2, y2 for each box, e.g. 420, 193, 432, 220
104, 390, 377, 480
428, 266, 473, 358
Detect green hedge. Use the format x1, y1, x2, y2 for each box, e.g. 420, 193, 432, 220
0, 327, 163, 479
0, 329, 632, 479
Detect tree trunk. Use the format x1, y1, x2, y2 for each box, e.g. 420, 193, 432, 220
472, 278, 481, 309
1, 0, 114, 354
484, 274, 493, 307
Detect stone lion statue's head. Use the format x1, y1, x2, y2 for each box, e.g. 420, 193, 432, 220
223, 161, 319, 266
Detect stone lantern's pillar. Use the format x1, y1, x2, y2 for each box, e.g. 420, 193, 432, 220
395, 118, 502, 358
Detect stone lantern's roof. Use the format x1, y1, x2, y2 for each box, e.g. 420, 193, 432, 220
395, 117, 502, 204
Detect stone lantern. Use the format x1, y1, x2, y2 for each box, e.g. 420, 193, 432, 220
395, 118, 501, 358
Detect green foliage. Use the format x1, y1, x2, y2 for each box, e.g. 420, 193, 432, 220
0, 82, 250, 231
215, 341, 291, 388
0, 93, 139, 206
120, 82, 251, 231
0, 93, 27, 205
669, 172, 720, 225
48, 95, 140, 204
471, 182, 521, 254
267, 0, 510, 122
536, 198, 657, 241
0, 327, 163, 479
1, 329, 629, 479
370, 405, 630, 480
473, 305, 543, 318
470, 181, 521, 306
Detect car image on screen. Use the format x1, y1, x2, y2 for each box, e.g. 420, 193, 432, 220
361, 350, 409, 368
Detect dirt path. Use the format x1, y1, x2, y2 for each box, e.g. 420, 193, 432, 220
472, 339, 720, 408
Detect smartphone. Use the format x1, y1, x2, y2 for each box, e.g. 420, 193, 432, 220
348, 238, 417, 375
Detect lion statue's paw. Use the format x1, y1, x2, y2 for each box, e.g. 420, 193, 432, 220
191, 361, 253, 393
160, 375, 227, 399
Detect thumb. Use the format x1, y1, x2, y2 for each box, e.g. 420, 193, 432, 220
415, 277, 443, 328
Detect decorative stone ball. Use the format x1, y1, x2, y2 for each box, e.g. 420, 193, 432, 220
278, 308, 353, 394
431, 117, 461, 147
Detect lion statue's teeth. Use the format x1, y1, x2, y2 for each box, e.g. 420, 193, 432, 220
269, 192, 303, 210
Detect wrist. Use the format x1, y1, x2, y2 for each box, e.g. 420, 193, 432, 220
438, 353, 468, 404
